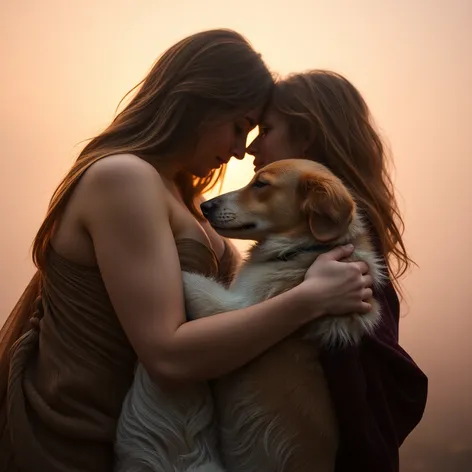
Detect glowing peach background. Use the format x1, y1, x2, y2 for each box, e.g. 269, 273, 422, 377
1, 0, 471, 470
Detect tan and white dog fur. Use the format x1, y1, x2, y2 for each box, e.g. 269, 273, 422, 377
115, 159, 386, 472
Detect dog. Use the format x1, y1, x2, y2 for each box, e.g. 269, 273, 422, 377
114, 159, 386, 472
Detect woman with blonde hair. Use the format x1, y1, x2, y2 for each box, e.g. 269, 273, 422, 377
247, 69, 428, 472
0, 33, 373, 471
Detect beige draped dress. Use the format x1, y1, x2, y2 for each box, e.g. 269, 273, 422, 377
0, 239, 239, 472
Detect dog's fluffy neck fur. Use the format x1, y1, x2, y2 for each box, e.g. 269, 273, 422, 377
247, 212, 366, 264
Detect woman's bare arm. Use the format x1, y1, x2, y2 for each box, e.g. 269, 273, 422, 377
82, 155, 370, 382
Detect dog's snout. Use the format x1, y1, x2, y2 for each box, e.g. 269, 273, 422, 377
200, 199, 218, 218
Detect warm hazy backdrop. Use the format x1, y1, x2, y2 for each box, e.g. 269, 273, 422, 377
1, 1, 471, 470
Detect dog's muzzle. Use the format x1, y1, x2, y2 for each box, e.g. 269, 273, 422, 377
200, 199, 219, 219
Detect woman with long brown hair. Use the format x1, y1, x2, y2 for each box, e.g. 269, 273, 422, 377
0, 33, 374, 471
247, 69, 428, 472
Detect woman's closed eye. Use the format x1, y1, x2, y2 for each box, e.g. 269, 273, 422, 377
234, 123, 244, 135
258, 125, 270, 138
234, 118, 252, 136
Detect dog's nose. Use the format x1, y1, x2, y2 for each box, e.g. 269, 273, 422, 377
200, 199, 217, 218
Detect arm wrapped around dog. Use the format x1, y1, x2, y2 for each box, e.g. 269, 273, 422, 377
182, 243, 386, 350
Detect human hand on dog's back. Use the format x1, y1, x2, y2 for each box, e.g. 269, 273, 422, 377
302, 244, 373, 317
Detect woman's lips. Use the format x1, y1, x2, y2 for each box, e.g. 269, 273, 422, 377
254, 160, 265, 171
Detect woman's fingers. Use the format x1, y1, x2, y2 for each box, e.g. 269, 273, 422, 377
362, 288, 373, 301
359, 301, 372, 313
363, 274, 373, 288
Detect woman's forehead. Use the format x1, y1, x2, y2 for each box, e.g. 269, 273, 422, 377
259, 107, 282, 124
243, 107, 263, 127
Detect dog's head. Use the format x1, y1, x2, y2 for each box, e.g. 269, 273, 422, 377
201, 159, 356, 243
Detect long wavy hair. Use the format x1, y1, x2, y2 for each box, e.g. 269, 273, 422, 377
271, 70, 414, 285
33, 29, 273, 268
0, 29, 273, 402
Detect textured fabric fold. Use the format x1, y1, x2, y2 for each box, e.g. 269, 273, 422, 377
320, 232, 428, 472
0, 238, 235, 472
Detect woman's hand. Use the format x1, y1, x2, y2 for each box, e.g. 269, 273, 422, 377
301, 244, 373, 318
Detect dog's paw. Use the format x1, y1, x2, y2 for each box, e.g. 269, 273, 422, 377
182, 272, 223, 320
306, 299, 381, 348
182, 271, 244, 320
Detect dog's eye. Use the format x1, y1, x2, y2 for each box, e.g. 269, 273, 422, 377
252, 180, 269, 189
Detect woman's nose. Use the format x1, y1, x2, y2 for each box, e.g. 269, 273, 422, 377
246, 136, 259, 156
232, 143, 246, 160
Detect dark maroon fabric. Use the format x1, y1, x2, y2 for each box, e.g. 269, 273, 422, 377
319, 239, 428, 472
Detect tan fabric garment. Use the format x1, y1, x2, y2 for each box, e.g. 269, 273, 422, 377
0, 238, 239, 472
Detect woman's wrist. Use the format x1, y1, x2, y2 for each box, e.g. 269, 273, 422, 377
291, 280, 327, 323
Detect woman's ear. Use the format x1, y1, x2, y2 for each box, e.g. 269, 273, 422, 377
300, 172, 355, 242
295, 130, 315, 158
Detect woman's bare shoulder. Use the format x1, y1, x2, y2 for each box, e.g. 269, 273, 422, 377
77, 154, 168, 218
51, 155, 169, 264
81, 154, 163, 188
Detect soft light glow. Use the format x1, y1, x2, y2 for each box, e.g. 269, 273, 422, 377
2, 1, 471, 469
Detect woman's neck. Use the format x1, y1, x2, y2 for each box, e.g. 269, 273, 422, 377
141, 152, 183, 181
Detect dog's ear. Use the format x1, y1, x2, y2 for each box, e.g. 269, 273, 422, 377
300, 172, 355, 242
